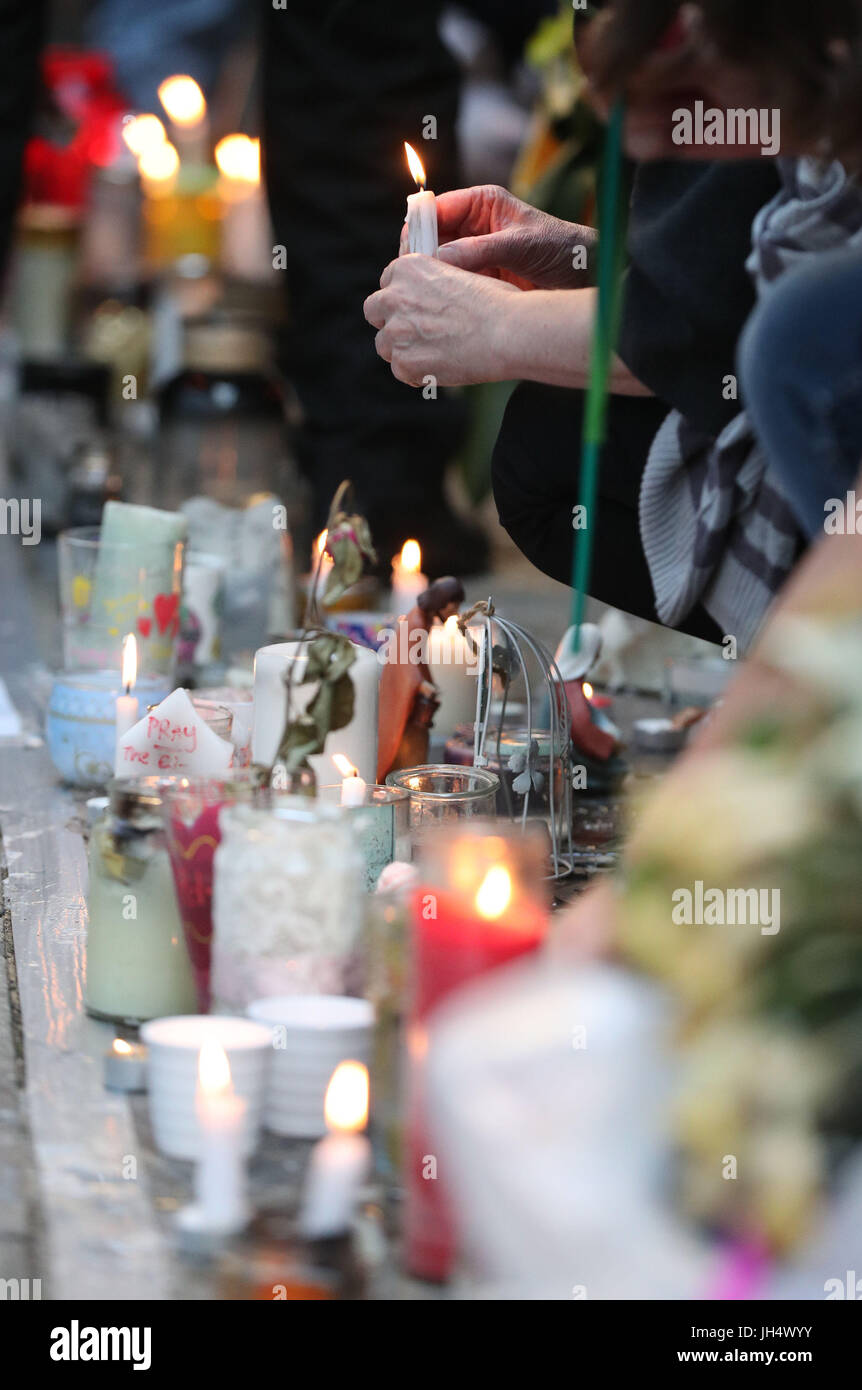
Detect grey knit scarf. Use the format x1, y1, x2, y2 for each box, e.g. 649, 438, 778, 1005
640, 157, 862, 652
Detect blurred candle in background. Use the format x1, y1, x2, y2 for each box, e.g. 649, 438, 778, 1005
158, 75, 208, 165
299, 1060, 372, 1239
391, 540, 426, 616
113, 633, 138, 776
405, 824, 549, 1282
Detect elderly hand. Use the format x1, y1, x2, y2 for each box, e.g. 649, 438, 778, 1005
399, 185, 596, 291
363, 254, 521, 388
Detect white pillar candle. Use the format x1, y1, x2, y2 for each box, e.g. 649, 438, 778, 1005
390, 539, 427, 617
192, 1039, 248, 1236
299, 1061, 372, 1239
404, 142, 438, 257
252, 639, 379, 783
114, 633, 139, 777
428, 617, 481, 741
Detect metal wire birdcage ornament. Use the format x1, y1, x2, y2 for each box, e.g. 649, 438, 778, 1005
459, 599, 575, 882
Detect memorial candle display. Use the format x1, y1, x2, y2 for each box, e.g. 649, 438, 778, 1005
405, 824, 550, 1281
404, 142, 438, 257
390, 540, 427, 616
114, 634, 139, 776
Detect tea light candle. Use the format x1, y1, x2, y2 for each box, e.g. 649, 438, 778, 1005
190, 1039, 249, 1236
404, 142, 438, 257
391, 540, 427, 617
333, 754, 366, 808
104, 1037, 148, 1092
299, 1061, 372, 1239
114, 634, 139, 776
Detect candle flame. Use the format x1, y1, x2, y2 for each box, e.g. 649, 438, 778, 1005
158, 75, 206, 127
475, 865, 513, 920
138, 140, 180, 183
443, 614, 460, 634
121, 633, 137, 692
316, 529, 329, 557
582, 681, 594, 701
332, 753, 358, 779
198, 1038, 232, 1095
399, 539, 422, 574
324, 1061, 369, 1134
215, 133, 260, 185
112, 1038, 132, 1055
122, 113, 166, 158
404, 141, 426, 189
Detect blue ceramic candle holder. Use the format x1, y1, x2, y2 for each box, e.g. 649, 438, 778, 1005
46, 671, 172, 788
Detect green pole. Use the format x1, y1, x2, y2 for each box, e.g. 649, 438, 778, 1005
571, 99, 628, 652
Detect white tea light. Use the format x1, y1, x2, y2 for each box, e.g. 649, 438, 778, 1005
104, 1037, 148, 1092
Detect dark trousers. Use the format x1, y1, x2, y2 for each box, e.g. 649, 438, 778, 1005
492, 381, 724, 641
261, 0, 466, 532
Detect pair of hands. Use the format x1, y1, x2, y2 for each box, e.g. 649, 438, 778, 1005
363, 186, 595, 388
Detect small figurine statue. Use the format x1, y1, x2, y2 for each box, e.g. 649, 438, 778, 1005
377, 576, 465, 781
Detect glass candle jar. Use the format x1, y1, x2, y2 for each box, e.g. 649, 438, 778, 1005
405, 821, 550, 1283
211, 799, 365, 1011
86, 779, 198, 1024
59, 525, 185, 679
384, 764, 500, 839
318, 784, 411, 891
163, 771, 259, 1012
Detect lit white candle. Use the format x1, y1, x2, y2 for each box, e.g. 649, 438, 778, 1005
299, 1061, 372, 1239
404, 142, 438, 257
157, 74, 208, 165
391, 539, 427, 616
215, 134, 271, 281
114, 633, 139, 778
309, 528, 334, 605
192, 1038, 248, 1235
428, 615, 480, 740
333, 754, 367, 807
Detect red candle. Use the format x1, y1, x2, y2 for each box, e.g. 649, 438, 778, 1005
405, 846, 548, 1281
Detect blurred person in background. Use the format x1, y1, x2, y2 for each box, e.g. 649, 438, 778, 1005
261, 0, 556, 576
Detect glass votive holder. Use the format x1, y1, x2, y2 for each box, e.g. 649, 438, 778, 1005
318, 784, 411, 891
59, 525, 184, 679
211, 799, 365, 1011
405, 821, 550, 1283
46, 670, 172, 788
363, 885, 412, 1196
163, 771, 260, 1013
384, 764, 500, 841
189, 696, 234, 743
87, 778, 198, 1024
